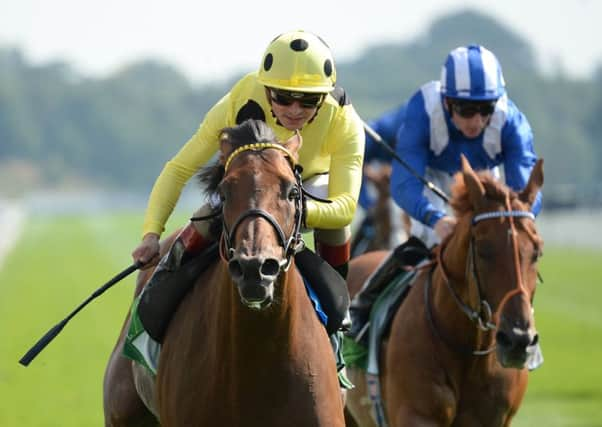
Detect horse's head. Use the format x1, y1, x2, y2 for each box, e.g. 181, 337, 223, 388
364, 163, 392, 201
214, 120, 304, 309
447, 155, 544, 369
362, 163, 405, 250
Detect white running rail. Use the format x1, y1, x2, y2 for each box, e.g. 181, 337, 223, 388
0, 199, 26, 271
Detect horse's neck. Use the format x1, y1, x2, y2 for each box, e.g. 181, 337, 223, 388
376, 202, 392, 239
218, 264, 314, 353
439, 229, 470, 282
369, 199, 393, 251
431, 229, 496, 360
432, 231, 477, 334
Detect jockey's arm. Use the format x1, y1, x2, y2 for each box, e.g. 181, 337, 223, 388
433, 216, 457, 241
501, 110, 543, 215
304, 109, 365, 229
390, 97, 446, 229
140, 94, 231, 238
364, 104, 406, 162
359, 105, 407, 211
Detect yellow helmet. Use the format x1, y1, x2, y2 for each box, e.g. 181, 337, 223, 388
257, 30, 336, 93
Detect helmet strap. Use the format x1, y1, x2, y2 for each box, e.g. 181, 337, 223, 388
307, 102, 323, 124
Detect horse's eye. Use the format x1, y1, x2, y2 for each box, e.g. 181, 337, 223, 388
531, 247, 543, 264
216, 184, 227, 203
288, 186, 300, 201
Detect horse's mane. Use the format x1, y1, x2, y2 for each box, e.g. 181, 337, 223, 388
194, 120, 278, 236
449, 169, 513, 218
449, 168, 543, 249
197, 119, 278, 196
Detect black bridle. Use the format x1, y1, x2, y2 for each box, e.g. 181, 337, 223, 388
192, 142, 333, 273
219, 142, 306, 271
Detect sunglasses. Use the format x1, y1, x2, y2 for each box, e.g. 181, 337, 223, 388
450, 100, 496, 118
268, 89, 325, 109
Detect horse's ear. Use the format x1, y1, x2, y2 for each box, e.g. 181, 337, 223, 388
519, 159, 544, 206
363, 164, 378, 183
283, 130, 302, 160
461, 155, 486, 205
363, 164, 392, 191
219, 131, 235, 166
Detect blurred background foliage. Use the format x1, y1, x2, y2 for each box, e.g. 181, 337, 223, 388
1, 10, 600, 206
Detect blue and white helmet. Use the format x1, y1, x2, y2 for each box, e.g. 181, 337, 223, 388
440, 44, 506, 101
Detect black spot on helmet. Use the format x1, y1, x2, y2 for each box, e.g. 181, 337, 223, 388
290, 38, 309, 52
263, 53, 273, 72
324, 59, 333, 77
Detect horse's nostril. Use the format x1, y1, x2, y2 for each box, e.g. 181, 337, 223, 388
261, 258, 281, 277
228, 260, 243, 278
496, 331, 512, 349
497, 329, 535, 351
530, 333, 539, 346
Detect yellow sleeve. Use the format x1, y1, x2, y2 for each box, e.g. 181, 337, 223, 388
141, 93, 233, 236
304, 105, 365, 229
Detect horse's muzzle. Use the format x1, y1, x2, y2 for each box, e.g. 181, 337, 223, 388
228, 254, 281, 309
495, 327, 539, 369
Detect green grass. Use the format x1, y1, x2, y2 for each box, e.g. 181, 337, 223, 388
0, 211, 187, 427
0, 213, 600, 426
512, 247, 602, 427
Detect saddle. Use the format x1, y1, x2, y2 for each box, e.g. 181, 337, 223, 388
344, 237, 432, 372
138, 242, 220, 343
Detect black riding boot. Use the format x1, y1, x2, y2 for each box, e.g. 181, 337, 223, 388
137, 223, 217, 343
347, 236, 430, 345
333, 261, 349, 280
332, 261, 352, 331
295, 248, 350, 335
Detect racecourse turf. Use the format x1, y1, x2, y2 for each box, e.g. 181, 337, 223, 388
0, 213, 600, 426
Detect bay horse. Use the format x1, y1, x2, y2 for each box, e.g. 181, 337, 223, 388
351, 163, 408, 257
103, 120, 345, 426
345, 156, 544, 427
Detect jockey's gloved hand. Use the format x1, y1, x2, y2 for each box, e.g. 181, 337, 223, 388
434, 215, 457, 241
132, 233, 161, 269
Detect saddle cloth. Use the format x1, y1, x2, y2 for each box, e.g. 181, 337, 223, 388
342, 267, 417, 374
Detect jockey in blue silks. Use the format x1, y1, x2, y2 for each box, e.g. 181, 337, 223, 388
348, 45, 544, 370
392, 44, 542, 248
358, 106, 407, 210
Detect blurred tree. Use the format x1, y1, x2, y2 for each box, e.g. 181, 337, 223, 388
0, 9, 600, 207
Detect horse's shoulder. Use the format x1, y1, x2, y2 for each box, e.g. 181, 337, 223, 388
347, 250, 389, 297
350, 250, 389, 268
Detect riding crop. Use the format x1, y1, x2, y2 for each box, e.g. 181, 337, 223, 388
19, 261, 143, 366
362, 121, 450, 204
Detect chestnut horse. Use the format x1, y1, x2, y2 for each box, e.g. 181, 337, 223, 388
103, 120, 345, 426
345, 156, 544, 427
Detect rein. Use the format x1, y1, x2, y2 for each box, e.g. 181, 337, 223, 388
428, 198, 536, 356
424, 265, 494, 356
